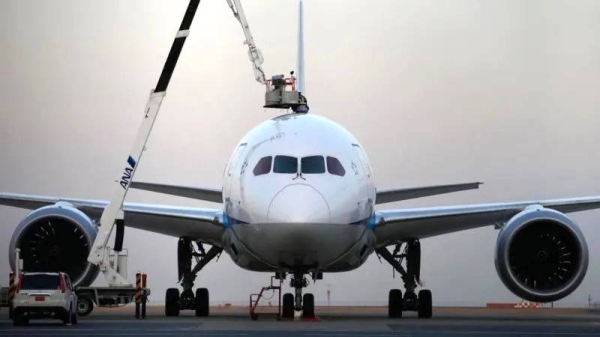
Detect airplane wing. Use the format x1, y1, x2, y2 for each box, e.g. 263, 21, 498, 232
376, 182, 482, 204
374, 196, 600, 247
0, 192, 225, 247
130, 181, 222, 203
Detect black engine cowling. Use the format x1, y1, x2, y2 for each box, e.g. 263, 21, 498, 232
495, 206, 588, 302
8, 203, 99, 287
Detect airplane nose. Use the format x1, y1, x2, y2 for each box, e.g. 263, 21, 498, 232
268, 184, 331, 223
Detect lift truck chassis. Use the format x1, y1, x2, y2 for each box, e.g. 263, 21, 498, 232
75, 286, 150, 317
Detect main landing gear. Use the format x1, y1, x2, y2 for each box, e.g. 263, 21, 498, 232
376, 239, 432, 319
281, 272, 316, 319
165, 237, 222, 317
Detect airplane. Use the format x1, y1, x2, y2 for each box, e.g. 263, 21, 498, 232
2, 0, 599, 319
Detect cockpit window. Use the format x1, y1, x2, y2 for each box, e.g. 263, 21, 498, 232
273, 155, 298, 174
253, 156, 272, 176
327, 156, 346, 176
301, 156, 325, 174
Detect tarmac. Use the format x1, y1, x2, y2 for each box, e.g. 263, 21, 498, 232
1, 305, 599, 337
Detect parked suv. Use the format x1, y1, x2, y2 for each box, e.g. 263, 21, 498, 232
12, 272, 78, 326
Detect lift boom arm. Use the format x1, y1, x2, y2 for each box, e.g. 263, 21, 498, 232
226, 0, 267, 85
227, 0, 307, 110
87, 0, 203, 286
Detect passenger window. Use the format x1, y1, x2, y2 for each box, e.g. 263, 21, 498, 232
327, 156, 346, 176
273, 156, 298, 174
301, 156, 325, 174
253, 156, 272, 176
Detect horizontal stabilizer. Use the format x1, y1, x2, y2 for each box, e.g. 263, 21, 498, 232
376, 182, 483, 204
130, 182, 222, 203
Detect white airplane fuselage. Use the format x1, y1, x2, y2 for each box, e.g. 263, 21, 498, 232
222, 112, 377, 273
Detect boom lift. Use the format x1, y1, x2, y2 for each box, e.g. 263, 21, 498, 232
87, 0, 204, 288
86, 0, 306, 308
226, 0, 308, 112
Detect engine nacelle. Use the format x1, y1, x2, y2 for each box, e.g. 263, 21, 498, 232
8, 203, 99, 287
495, 206, 588, 302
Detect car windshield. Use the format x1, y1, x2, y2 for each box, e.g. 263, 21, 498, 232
20, 274, 60, 290
273, 155, 298, 174
301, 156, 325, 174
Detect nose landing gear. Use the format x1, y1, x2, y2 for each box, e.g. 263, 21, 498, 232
377, 239, 433, 319
281, 272, 315, 319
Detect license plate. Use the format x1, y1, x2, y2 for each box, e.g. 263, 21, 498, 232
35, 296, 45, 302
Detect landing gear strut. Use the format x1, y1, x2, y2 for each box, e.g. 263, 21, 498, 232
281, 272, 314, 319
165, 237, 222, 317
376, 239, 432, 319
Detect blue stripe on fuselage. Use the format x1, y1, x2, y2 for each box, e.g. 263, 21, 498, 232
226, 215, 374, 227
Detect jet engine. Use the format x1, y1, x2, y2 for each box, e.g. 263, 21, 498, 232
8, 202, 99, 287
495, 206, 588, 302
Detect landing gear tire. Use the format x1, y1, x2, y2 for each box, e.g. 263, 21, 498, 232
388, 289, 403, 318
417, 289, 432, 318
282, 293, 294, 319
77, 298, 94, 317
165, 288, 180, 317
302, 293, 315, 318
195, 288, 209, 317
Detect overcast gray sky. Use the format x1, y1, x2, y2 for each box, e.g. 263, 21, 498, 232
1, 0, 599, 306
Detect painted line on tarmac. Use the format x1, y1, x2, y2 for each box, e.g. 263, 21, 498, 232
305, 334, 410, 337
3, 330, 249, 337
388, 330, 599, 336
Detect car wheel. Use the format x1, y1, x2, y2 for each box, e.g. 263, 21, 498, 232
13, 313, 28, 326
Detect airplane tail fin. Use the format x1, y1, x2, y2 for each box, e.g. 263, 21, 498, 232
296, 0, 305, 94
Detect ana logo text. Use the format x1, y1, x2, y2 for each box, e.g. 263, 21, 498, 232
120, 156, 137, 189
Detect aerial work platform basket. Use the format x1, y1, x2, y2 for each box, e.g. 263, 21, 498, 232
248, 276, 282, 320
264, 73, 307, 111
